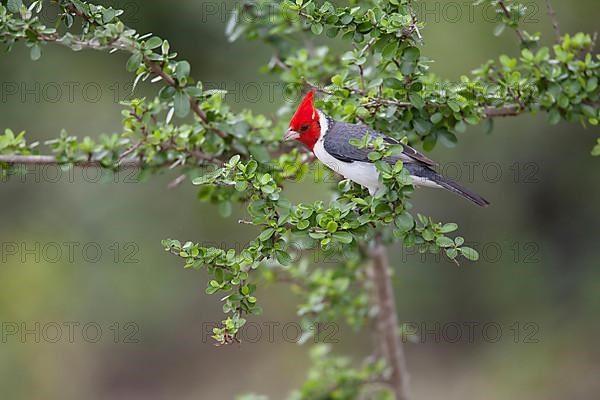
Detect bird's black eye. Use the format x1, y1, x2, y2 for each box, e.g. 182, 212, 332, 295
300, 124, 309, 132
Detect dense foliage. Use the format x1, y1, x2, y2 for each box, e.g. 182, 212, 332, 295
1, 0, 598, 398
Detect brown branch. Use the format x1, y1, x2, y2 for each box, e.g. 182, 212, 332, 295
117, 140, 144, 166
167, 174, 187, 189
484, 105, 521, 117
544, 0, 561, 43
360, 37, 377, 55
0, 146, 223, 169
271, 54, 291, 71
406, 0, 422, 41
369, 234, 410, 400
0, 155, 143, 168
497, 0, 526, 44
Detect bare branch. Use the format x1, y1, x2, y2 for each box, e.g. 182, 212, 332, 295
167, 174, 187, 189
407, 0, 422, 41
545, 0, 561, 43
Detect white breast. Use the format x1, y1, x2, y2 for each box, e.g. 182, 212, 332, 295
313, 111, 381, 195
313, 111, 442, 194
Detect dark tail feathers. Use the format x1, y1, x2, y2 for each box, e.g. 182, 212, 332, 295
431, 173, 490, 207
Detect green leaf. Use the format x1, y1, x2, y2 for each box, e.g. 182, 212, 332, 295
352, 197, 369, 206
30, 44, 41, 61
440, 223, 458, 233
258, 228, 276, 242
409, 92, 425, 109
395, 213, 414, 232
326, 221, 338, 233
438, 130, 457, 148
455, 121, 467, 134
422, 229, 434, 241
126, 52, 143, 73
311, 23, 323, 35
430, 113, 444, 124
184, 86, 203, 98
447, 100, 461, 112
368, 152, 382, 161
436, 237, 455, 248
100, 8, 115, 23
218, 201, 232, 218
192, 169, 222, 185
332, 231, 353, 244
446, 248, 458, 259
296, 220, 310, 230
422, 135, 436, 152
326, 27, 338, 38
591, 139, 600, 156
145, 36, 163, 50
331, 74, 344, 86
403, 47, 420, 62
276, 251, 292, 266
375, 160, 392, 174
586, 77, 598, 93
174, 91, 190, 118
7, 0, 22, 13
384, 78, 403, 89
460, 247, 479, 261
548, 110, 561, 125
175, 61, 191, 82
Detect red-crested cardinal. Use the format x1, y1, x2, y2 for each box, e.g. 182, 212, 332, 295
283, 90, 490, 207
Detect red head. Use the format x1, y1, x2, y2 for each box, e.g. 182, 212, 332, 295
283, 90, 321, 150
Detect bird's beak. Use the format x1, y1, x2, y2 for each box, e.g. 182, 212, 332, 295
283, 129, 300, 142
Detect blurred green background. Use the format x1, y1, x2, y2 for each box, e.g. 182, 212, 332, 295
1, 1, 599, 399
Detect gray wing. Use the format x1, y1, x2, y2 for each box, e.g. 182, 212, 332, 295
322, 121, 438, 167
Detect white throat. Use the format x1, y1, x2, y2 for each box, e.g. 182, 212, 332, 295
316, 110, 329, 137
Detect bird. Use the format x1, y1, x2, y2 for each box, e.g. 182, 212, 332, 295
283, 90, 490, 207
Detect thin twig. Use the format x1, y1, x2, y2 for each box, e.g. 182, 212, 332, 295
271, 54, 291, 71
117, 140, 143, 166
0, 155, 143, 168
497, 0, 526, 44
407, 0, 422, 41
360, 37, 377, 55
167, 174, 187, 189
544, 0, 561, 43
